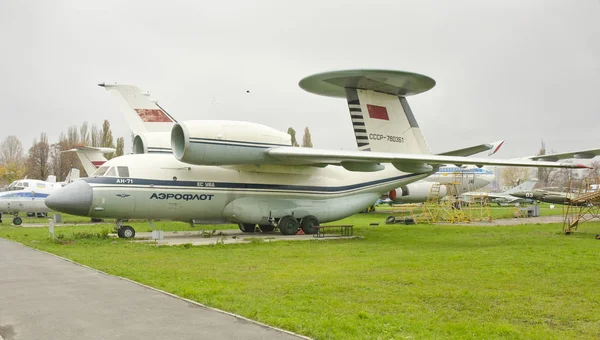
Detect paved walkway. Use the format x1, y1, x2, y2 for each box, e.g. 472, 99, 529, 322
0, 238, 305, 340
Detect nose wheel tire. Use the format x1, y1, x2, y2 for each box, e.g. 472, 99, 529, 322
238, 223, 256, 233
118, 226, 135, 239
13, 217, 22, 226
300, 215, 319, 234
278, 216, 300, 235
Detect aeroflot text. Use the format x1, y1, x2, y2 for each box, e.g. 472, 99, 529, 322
150, 193, 214, 201
368, 134, 405, 143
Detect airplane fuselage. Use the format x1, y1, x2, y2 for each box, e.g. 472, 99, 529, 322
47, 154, 429, 224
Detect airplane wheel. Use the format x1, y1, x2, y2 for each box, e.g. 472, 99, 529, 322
238, 223, 256, 233
120, 226, 135, 239
279, 216, 299, 235
117, 228, 124, 238
13, 217, 22, 226
300, 215, 319, 234
259, 224, 274, 232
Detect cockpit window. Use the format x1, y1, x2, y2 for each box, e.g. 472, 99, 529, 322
105, 167, 117, 177
94, 166, 109, 177
22, 182, 29, 187
117, 166, 130, 178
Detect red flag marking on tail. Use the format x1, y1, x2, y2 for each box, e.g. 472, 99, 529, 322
367, 105, 389, 120
135, 109, 173, 123
92, 161, 106, 168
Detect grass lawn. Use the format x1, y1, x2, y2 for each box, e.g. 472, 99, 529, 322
1, 213, 599, 339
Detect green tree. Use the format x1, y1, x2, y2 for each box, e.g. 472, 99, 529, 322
301, 127, 313, 148
287, 127, 299, 147
115, 137, 125, 157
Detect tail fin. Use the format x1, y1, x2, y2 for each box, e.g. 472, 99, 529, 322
504, 179, 538, 195
64, 168, 81, 183
45, 175, 57, 183
299, 70, 435, 154
98, 83, 176, 135
63, 146, 115, 176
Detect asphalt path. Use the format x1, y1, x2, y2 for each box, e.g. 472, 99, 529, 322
0, 238, 306, 340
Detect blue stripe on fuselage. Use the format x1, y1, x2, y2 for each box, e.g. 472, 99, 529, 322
83, 173, 423, 194
0, 192, 50, 199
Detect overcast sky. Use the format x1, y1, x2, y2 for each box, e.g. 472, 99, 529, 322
1, 0, 598, 159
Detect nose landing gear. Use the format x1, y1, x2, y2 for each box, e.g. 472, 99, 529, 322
114, 220, 136, 239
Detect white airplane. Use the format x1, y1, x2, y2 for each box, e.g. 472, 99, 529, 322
462, 179, 538, 206
45, 69, 587, 238
388, 165, 496, 203
0, 177, 63, 225
0, 147, 114, 225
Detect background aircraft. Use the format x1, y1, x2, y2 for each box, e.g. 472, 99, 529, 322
511, 188, 600, 206
462, 179, 538, 206
0, 147, 114, 225
0, 177, 63, 225
46, 70, 585, 238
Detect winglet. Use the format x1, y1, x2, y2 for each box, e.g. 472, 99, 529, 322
487, 140, 504, 156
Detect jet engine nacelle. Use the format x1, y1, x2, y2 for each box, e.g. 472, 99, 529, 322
133, 132, 172, 154
389, 182, 448, 203
171, 120, 291, 165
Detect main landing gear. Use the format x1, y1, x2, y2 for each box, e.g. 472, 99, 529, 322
115, 220, 135, 239
238, 215, 320, 236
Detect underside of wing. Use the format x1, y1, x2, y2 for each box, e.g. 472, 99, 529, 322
529, 148, 600, 161
266, 147, 589, 172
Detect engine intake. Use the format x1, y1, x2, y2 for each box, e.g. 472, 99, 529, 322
132, 132, 171, 154
172, 120, 291, 165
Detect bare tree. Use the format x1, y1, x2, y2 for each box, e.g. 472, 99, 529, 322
91, 124, 102, 147
287, 127, 299, 147
0, 136, 24, 165
301, 127, 313, 148
501, 167, 532, 188
27, 133, 51, 180
0, 136, 26, 183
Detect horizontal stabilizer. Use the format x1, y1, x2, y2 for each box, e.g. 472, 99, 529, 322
63, 146, 115, 176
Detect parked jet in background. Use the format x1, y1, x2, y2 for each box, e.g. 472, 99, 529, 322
388, 166, 496, 203
46, 70, 586, 238
511, 188, 599, 206
463, 179, 538, 206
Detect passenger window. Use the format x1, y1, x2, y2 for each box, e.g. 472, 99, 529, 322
105, 167, 117, 177
117, 166, 130, 177
94, 166, 109, 177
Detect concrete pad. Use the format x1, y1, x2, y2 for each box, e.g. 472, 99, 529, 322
133, 229, 359, 246
0, 238, 307, 340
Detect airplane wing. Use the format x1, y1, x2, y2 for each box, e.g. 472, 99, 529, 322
266, 147, 589, 172
529, 148, 600, 161
437, 140, 504, 157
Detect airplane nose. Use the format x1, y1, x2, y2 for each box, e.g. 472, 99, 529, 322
45, 180, 93, 216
